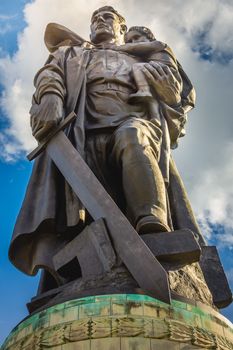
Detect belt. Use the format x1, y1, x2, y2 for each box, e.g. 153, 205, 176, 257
87, 82, 133, 94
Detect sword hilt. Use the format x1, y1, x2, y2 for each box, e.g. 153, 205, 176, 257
27, 111, 76, 161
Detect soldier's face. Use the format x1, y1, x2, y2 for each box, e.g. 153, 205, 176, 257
90, 10, 122, 44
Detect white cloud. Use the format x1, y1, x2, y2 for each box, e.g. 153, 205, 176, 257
0, 0, 233, 248
0, 14, 17, 21
189, 143, 233, 247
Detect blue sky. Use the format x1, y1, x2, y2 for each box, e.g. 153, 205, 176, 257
0, 1, 39, 343
0, 0, 232, 345
0, 1, 28, 55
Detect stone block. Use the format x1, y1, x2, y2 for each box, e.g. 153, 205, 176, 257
121, 337, 151, 350
91, 337, 120, 350
62, 340, 90, 350
170, 307, 202, 328
141, 229, 201, 265
111, 300, 126, 316
126, 301, 143, 316
143, 302, 158, 317
79, 301, 111, 318
151, 339, 180, 349
201, 317, 225, 338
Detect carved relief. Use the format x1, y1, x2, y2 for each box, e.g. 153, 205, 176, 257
168, 320, 193, 343
3, 316, 233, 350
91, 317, 112, 338
64, 319, 90, 341
117, 317, 144, 337
40, 324, 65, 347
146, 319, 169, 339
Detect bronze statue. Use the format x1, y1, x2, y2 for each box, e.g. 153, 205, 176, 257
8, 6, 232, 309
9, 5, 199, 279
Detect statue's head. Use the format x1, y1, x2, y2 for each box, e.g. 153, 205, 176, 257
125, 26, 155, 43
90, 6, 127, 45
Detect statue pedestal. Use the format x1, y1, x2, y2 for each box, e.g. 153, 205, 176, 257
2, 294, 233, 349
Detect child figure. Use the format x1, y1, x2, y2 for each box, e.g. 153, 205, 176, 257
118, 26, 182, 122
125, 26, 159, 102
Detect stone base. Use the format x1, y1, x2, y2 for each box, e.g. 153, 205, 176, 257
2, 294, 233, 350
28, 261, 214, 314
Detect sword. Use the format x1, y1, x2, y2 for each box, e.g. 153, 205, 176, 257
28, 112, 171, 304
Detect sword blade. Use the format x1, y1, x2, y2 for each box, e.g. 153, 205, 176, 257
47, 131, 171, 304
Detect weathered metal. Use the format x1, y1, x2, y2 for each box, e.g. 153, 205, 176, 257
29, 128, 171, 304
27, 111, 76, 161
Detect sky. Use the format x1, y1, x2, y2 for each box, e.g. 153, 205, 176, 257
0, 0, 232, 344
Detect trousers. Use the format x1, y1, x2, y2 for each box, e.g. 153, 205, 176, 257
85, 117, 169, 229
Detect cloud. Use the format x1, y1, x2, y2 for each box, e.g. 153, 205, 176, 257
226, 268, 233, 284
0, 14, 18, 35
0, 14, 17, 21
192, 172, 233, 249
0, 0, 232, 248
0, 13, 17, 22
0, 24, 14, 35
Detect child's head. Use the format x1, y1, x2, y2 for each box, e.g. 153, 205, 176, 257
125, 26, 155, 43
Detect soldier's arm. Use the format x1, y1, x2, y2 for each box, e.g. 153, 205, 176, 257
142, 61, 189, 147
149, 45, 182, 88
30, 47, 69, 142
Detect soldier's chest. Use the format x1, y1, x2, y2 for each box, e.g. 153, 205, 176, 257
86, 49, 139, 79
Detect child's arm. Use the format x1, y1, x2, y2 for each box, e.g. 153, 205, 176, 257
114, 40, 166, 56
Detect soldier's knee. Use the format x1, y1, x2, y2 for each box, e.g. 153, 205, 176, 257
114, 124, 149, 149
110, 124, 154, 165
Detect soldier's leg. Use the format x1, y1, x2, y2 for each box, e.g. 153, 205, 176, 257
109, 118, 170, 234
85, 132, 126, 212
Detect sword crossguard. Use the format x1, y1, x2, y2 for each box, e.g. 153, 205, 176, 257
27, 112, 77, 161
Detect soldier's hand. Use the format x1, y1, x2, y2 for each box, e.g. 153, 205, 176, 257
143, 62, 182, 106
30, 94, 63, 142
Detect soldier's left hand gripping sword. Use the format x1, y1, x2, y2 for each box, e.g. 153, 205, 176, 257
28, 112, 171, 304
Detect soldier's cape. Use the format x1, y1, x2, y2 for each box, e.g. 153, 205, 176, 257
44, 23, 89, 52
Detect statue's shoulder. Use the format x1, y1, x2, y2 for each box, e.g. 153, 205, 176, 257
44, 22, 88, 53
